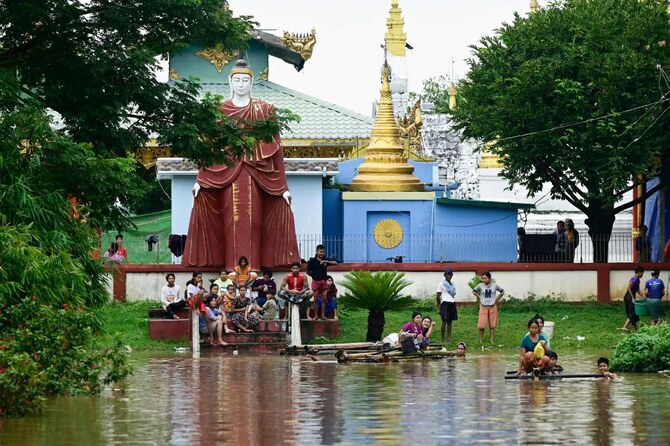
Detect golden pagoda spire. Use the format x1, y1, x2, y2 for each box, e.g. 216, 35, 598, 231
385, 0, 407, 57
350, 62, 423, 192
530, 0, 539, 13
448, 84, 458, 111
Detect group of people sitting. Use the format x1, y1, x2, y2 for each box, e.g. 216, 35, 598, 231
517, 313, 616, 379
382, 311, 467, 356
159, 255, 340, 344
517, 314, 562, 375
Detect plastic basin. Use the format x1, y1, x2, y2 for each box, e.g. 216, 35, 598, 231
634, 299, 649, 316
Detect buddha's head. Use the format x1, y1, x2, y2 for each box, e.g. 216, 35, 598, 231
229, 59, 254, 98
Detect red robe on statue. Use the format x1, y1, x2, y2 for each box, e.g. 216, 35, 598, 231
182, 98, 300, 270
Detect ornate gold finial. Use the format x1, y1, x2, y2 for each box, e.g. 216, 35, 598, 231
196, 44, 237, 73
169, 68, 182, 81
257, 67, 269, 81
350, 62, 423, 192
530, 0, 539, 13
398, 98, 425, 157
448, 84, 458, 111
385, 0, 407, 57
282, 28, 317, 61
479, 140, 504, 169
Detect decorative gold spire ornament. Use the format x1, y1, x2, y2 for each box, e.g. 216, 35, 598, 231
350, 63, 423, 192
385, 0, 407, 57
530, 0, 539, 13
448, 84, 458, 111
282, 29, 317, 61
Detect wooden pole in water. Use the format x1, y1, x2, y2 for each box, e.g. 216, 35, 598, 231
289, 303, 302, 347
191, 307, 200, 358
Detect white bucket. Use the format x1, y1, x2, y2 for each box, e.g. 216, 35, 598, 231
543, 321, 555, 340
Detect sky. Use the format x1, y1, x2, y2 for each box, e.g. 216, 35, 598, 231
226, 0, 536, 115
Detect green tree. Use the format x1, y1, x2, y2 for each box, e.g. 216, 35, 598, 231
339, 271, 414, 342
437, 0, 670, 261
0, 0, 286, 230
0, 0, 290, 416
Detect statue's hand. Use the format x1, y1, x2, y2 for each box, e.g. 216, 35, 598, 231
192, 182, 201, 198
282, 191, 292, 206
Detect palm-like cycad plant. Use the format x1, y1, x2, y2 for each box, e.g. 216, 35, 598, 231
339, 271, 414, 341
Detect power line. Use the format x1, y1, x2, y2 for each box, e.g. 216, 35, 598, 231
495, 96, 670, 143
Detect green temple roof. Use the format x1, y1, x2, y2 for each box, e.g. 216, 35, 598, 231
198, 81, 374, 140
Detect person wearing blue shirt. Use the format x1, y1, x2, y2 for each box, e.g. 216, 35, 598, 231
645, 270, 666, 325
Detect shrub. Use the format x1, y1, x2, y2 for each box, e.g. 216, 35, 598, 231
339, 271, 414, 341
610, 324, 670, 373
0, 297, 132, 417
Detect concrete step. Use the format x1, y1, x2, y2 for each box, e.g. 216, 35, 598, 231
149, 319, 189, 340
221, 332, 289, 343
300, 319, 340, 341
149, 308, 189, 319
201, 342, 287, 353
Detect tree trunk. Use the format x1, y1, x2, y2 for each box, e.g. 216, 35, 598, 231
366, 309, 385, 342
585, 212, 616, 263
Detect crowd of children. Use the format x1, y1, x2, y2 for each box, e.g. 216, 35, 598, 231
159, 252, 340, 343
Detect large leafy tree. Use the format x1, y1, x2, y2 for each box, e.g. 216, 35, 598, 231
0, 0, 287, 308
439, 0, 670, 261
0, 1, 288, 414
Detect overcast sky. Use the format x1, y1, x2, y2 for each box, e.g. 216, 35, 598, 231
226, 0, 536, 115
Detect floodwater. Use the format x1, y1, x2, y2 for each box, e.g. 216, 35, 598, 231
1, 351, 669, 445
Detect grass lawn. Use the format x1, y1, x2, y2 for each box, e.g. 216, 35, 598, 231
96, 298, 647, 354
102, 210, 172, 264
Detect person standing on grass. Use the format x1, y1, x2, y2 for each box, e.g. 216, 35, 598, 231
644, 269, 665, 326
436, 268, 457, 344
115, 234, 129, 263
161, 273, 186, 319
472, 272, 505, 345
621, 266, 644, 332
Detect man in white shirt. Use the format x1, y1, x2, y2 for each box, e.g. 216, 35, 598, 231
161, 273, 186, 319
436, 268, 457, 344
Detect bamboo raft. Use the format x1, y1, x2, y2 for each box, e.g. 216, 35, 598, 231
335, 347, 459, 363
282, 342, 383, 356
505, 371, 604, 381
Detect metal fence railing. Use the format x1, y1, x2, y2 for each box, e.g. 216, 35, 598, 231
101, 231, 666, 265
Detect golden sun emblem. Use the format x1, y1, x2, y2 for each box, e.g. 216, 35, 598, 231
373, 219, 403, 249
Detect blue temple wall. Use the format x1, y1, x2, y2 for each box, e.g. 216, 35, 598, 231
322, 189, 344, 261
433, 203, 518, 262
341, 199, 434, 262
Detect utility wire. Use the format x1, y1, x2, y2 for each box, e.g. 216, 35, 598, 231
495, 96, 670, 143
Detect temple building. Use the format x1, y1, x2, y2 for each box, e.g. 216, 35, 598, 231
156, 0, 553, 265
156, 28, 374, 256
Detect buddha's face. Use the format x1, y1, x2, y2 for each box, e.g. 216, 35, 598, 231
231, 74, 252, 97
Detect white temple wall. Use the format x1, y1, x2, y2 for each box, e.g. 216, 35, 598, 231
121, 268, 631, 302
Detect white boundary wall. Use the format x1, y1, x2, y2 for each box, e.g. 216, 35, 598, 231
113, 268, 667, 303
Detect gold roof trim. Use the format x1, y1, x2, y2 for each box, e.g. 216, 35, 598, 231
282, 28, 317, 61
196, 44, 237, 73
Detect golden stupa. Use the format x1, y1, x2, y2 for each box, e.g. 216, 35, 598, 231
349, 63, 423, 192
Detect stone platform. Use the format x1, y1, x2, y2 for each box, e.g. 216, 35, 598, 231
148, 309, 339, 346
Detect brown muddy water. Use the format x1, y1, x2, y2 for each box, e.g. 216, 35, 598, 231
1, 351, 669, 445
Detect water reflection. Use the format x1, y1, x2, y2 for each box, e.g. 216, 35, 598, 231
1, 351, 670, 445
